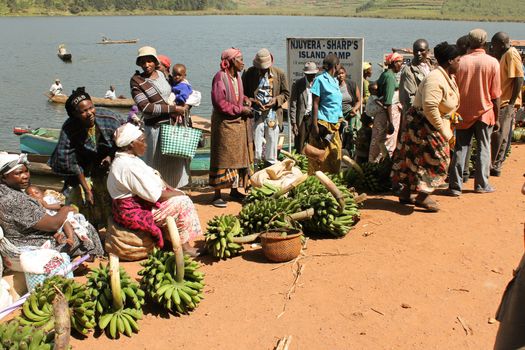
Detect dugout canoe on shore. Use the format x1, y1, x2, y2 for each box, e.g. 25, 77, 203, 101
46, 93, 135, 108
97, 38, 139, 44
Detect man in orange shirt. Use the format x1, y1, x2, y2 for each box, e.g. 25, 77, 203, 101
448, 29, 501, 196
490, 32, 524, 177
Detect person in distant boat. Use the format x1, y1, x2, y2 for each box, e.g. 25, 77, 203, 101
104, 85, 117, 100
49, 79, 63, 97
49, 87, 122, 229
130, 46, 188, 189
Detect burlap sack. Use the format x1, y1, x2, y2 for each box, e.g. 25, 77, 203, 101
105, 217, 156, 261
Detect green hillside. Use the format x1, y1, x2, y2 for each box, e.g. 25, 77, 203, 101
0, 0, 523, 22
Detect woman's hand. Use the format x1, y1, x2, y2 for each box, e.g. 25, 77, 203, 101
85, 188, 95, 206
100, 156, 111, 168
242, 106, 253, 116
159, 188, 185, 201
310, 123, 320, 139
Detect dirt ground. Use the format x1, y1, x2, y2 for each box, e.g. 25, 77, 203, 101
64, 144, 524, 349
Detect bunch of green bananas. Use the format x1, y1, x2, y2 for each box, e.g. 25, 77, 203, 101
244, 182, 281, 204
0, 318, 54, 350
291, 176, 360, 237
239, 197, 301, 234
139, 248, 205, 315
86, 263, 145, 338
359, 160, 392, 193
204, 214, 244, 259
19, 275, 95, 336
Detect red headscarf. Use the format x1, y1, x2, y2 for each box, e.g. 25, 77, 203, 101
157, 55, 172, 71
220, 48, 242, 70
385, 52, 403, 66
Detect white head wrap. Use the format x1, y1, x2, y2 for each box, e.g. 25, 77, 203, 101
0, 153, 28, 175
113, 123, 143, 148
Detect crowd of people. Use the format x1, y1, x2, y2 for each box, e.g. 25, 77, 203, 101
0, 28, 523, 285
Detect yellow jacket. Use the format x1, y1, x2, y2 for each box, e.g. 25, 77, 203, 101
413, 66, 460, 141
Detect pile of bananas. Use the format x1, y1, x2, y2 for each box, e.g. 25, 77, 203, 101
239, 197, 301, 234
0, 318, 54, 350
291, 176, 360, 238
244, 182, 280, 204
139, 248, 204, 314
19, 275, 95, 336
343, 159, 392, 193
86, 263, 145, 338
204, 214, 244, 259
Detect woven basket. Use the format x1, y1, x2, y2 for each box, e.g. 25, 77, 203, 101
260, 229, 303, 262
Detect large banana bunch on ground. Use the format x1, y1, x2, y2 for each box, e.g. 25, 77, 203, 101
139, 247, 204, 315
0, 318, 54, 350
359, 160, 392, 193
244, 182, 281, 204
291, 175, 360, 237
239, 197, 302, 234
86, 261, 145, 338
18, 275, 95, 336
204, 214, 244, 259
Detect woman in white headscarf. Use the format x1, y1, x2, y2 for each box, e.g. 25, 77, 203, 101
107, 124, 202, 255
0, 153, 104, 271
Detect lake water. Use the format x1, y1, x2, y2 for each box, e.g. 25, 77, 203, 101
0, 15, 524, 151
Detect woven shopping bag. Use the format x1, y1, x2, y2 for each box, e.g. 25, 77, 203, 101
160, 114, 202, 159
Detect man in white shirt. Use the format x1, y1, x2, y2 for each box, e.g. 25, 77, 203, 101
105, 85, 117, 100
49, 79, 63, 97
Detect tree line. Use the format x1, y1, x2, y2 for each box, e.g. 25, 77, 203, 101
0, 0, 237, 14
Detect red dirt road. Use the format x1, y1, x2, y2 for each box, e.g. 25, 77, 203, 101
72, 144, 525, 350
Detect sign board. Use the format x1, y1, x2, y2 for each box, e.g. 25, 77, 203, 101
287, 37, 364, 90
286, 37, 364, 151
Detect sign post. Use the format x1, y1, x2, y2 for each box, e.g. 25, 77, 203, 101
286, 37, 364, 152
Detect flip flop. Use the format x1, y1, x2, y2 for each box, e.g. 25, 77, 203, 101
229, 191, 247, 200
212, 198, 227, 208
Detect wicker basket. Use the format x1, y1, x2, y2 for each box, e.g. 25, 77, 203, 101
260, 229, 303, 262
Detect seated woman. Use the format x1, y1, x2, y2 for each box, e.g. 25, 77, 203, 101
106, 123, 202, 255
49, 87, 122, 229
0, 153, 104, 271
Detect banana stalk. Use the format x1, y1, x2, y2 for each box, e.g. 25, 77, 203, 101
53, 292, 71, 350
315, 171, 345, 210
342, 155, 364, 176
287, 208, 314, 221
273, 173, 308, 198
231, 232, 261, 244
166, 216, 185, 283
109, 254, 124, 311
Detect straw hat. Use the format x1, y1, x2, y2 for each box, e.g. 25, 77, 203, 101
303, 62, 319, 75
362, 62, 372, 71
253, 48, 273, 70
136, 46, 159, 66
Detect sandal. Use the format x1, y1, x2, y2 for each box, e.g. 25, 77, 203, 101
229, 189, 247, 200
212, 198, 227, 208
398, 196, 415, 205
414, 196, 440, 212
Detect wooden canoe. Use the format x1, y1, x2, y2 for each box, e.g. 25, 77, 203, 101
47, 93, 135, 108
97, 39, 139, 44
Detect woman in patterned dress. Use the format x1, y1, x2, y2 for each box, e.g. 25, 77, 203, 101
0, 153, 104, 272
107, 124, 202, 256
391, 42, 461, 212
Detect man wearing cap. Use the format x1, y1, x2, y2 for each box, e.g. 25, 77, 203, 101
399, 39, 432, 133
105, 85, 117, 100
490, 31, 524, 177
49, 78, 63, 97
448, 28, 501, 195
289, 61, 318, 153
362, 62, 372, 105
242, 48, 289, 165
